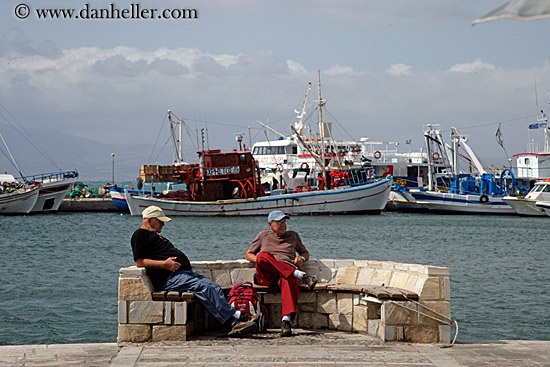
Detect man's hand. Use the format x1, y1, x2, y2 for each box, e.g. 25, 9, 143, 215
293, 256, 305, 267
164, 257, 181, 272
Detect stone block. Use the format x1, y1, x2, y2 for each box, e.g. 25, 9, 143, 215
426, 266, 450, 276
211, 269, 232, 288
332, 260, 355, 268
263, 293, 282, 304
383, 325, 404, 341
230, 268, 255, 284
367, 319, 380, 338
152, 325, 188, 341
365, 260, 382, 269
317, 292, 337, 314
352, 305, 368, 332
329, 313, 352, 331
403, 326, 439, 343
174, 302, 188, 325
389, 272, 410, 289
418, 301, 451, 325
118, 278, 152, 301
118, 301, 128, 324
356, 267, 374, 284
439, 324, 451, 344
443, 277, 451, 301
353, 260, 370, 268
117, 324, 151, 343
337, 293, 353, 315
404, 275, 420, 291
298, 302, 316, 313
269, 304, 282, 327
381, 262, 396, 270
371, 269, 392, 286
335, 267, 359, 284
381, 301, 417, 325
298, 311, 315, 328
395, 263, 409, 272
119, 266, 145, 278
311, 313, 329, 329
193, 269, 212, 280
419, 277, 441, 300
409, 264, 426, 274
164, 302, 172, 325
128, 301, 164, 324
298, 292, 317, 304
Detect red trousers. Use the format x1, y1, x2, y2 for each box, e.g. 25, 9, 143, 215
255, 251, 299, 318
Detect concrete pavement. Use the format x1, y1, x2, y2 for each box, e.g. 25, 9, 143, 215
1, 329, 549, 366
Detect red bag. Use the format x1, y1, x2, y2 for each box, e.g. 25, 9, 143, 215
228, 281, 259, 313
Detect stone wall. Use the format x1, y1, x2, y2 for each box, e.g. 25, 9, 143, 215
118, 259, 451, 344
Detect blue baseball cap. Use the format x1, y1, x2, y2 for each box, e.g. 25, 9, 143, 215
268, 210, 290, 223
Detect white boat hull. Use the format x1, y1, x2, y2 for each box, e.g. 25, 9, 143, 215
0, 187, 40, 214
502, 196, 547, 216
126, 178, 392, 216
408, 189, 516, 215
31, 176, 78, 213
535, 201, 550, 217
387, 190, 430, 212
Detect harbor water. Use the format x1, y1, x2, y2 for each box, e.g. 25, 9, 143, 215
1, 211, 549, 345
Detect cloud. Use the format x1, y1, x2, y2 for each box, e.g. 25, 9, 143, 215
0, 27, 61, 59
386, 63, 413, 76
449, 59, 496, 73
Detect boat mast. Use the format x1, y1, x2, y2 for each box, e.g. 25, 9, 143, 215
316, 70, 327, 183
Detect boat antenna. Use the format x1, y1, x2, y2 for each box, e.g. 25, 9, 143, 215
316, 70, 327, 182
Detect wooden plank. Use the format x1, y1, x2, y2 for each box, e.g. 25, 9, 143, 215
151, 291, 167, 301
166, 291, 182, 301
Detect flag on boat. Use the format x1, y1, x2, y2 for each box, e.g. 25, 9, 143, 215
529, 122, 548, 129
405, 138, 412, 145
472, 0, 550, 25
496, 124, 504, 148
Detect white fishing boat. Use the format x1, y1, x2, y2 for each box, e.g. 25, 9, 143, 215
535, 200, 550, 216
0, 174, 40, 214
503, 179, 550, 216
20, 170, 79, 213
393, 125, 517, 215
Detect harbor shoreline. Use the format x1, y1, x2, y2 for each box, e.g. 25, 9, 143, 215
1, 332, 549, 366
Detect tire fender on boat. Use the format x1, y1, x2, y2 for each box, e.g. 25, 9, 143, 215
373, 151, 381, 159
479, 194, 489, 203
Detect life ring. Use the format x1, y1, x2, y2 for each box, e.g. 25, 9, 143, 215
299, 162, 310, 171
479, 194, 489, 203
433, 152, 440, 160
373, 151, 381, 159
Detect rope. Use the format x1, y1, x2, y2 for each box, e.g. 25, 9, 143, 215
387, 294, 459, 347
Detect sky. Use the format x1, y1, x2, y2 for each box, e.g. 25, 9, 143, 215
1, 0, 550, 181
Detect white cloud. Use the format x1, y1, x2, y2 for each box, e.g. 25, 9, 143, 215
449, 59, 496, 73
386, 63, 413, 76
325, 65, 356, 76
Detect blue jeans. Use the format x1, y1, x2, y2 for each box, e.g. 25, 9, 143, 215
163, 270, 236, 326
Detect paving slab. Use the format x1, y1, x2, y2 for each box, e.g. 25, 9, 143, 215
0, 330, 549, 366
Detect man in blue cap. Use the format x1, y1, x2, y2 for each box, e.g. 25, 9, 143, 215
245, 210, 317, 337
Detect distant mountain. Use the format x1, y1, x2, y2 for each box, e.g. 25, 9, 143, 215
0, 123, 176, 181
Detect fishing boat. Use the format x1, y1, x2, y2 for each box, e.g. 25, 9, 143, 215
19, 170, 79, 213
126, 148, 392, 216
535, 200, 550, 216
391, 125, 517, 215
503, 179, 550, 216
0, 174, 40, 214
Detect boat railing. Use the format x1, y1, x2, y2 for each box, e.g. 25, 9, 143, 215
17, 170, 79, 184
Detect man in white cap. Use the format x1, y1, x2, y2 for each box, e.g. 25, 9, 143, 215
245, 210, 317, 337
131, 205, 258, 337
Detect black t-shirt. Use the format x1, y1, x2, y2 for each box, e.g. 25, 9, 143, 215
130, 228, 192, 290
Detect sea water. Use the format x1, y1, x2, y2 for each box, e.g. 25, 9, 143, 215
0, 212, 549, 345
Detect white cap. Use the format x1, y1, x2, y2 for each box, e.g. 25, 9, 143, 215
142, 206, 171, 222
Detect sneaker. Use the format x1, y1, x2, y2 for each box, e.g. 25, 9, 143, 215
281, 320, 292, 337
302, 274, 318, 290
239, 312, 260, 324
228, 320, 257, 338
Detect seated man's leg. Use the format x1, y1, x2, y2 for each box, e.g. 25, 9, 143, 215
255, 252, 300, 318
164, 270, 235, 326
255, 251, 296, 286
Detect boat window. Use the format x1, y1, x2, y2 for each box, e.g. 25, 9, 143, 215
524, 158, 530, 164
543, 185, 550, 192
